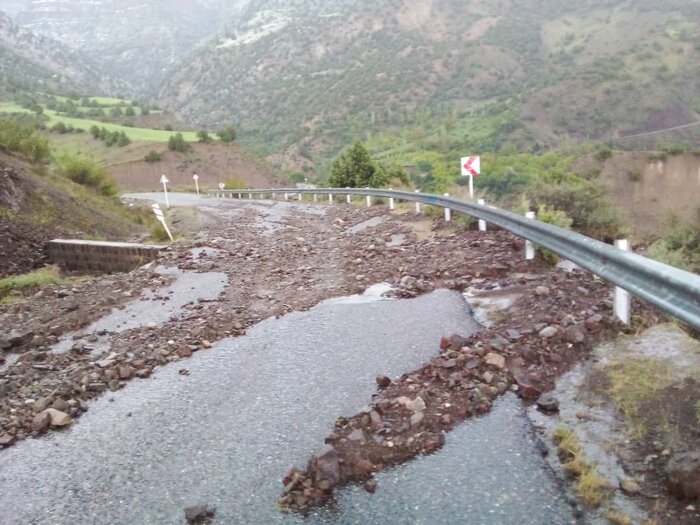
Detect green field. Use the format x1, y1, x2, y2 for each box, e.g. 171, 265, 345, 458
0, 102, 197, 142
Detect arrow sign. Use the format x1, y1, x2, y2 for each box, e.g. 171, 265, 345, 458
461, 156, 480, 177
461, 156, 480, 200
151, 203, 174, 242
193, 174, 200, 195
160, 174, 170, 209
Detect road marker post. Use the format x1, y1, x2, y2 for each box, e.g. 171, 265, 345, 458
614, 239, 631, 325
415, 190, 421, 213
193, 174, 200, 195
298, 192, 303, 201
461, 156, 481, 200
366, 188, 371, 208
525, 211, 536, 260
313, 193, 317, 202
478, 199, 487, 231
329, 193, 333, 203
346, 188, 351, 204
151, 203, 174, 242
160, 175, 170, 209
389, 189, 395, 211
444, 193, 451, 222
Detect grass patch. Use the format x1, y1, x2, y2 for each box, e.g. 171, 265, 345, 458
605, 510, 633, 525
0, 266, 66, 298
553, 426, 612, 507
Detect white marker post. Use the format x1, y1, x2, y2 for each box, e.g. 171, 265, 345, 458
366, 188, 371, 208
444, 193, 451, 222
614, 239, 631, 325
151, 203, 174, 242
478, 199, 487, 231
218, 182, 225, 199
160, 175, 170, 209
298, 192, 303, 201
389, 189, 395, 211
415, 189, 421, 213
193, 174, 200, 195
525, 211, 536, 260
461, 156, 481, 200
329, 193, 333, 203
346, 188, 351, 204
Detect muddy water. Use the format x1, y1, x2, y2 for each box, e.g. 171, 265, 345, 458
0, 287, 575, 525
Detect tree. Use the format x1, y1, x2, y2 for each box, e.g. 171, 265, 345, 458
329, 141, 375, 188
216, 125, 237, 143
109, 107, 123, 117
125, 106, 135, 117
197, 129, 212, 143
89, 125, 100, 139
144, 150, 163, 162
116, 131, 130, 147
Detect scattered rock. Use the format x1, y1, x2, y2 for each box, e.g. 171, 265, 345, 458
538, 326, 558, 339
363, 479, 378, 493
375, 375, 391, 389
484, 352, 506, 369
536, 393, 559, 413
31, 411, 51, 432
619, 475, 642, 494
42, 408, 72, 427
666, 451, 700, 500
184, 504, 216, 525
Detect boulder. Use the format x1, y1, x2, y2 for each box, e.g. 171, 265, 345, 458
666, 451, 700, 500
311, 445, 341, 487
42, 408, 72, 427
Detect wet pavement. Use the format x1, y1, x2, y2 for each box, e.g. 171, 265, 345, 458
0, 287, 575, 524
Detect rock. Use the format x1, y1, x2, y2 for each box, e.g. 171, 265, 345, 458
410, 411, 425, 427
6, 329, 34, 348
42, 408, 72, 427
619, 475, 642, 494
96, 359, 115, 368
535, 286, 550, 296
31, 411, 52, 432
0, 434, 14, 447
375, 375, 391, 389
411, 396, 426, 412
51, 399, 69, 412
184, 504, 216, 525
201, 340, 212, 349
118, 366, 133, 380
369, 411, 383, 430
536, 393, 560, 413
539, 326, 559, 339
177, 347, 193, 358
666, 451, 700, 500
311, 445, 341, 487
484, 352, 506, 369
32, 396, 53, 413
347, 429, 364, 442
354, 459, 373, 477
363, 479, 378, 493
585, 314, 604, 331
564, 326, 587, 344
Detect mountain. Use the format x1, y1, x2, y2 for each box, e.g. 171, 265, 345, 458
0, 10, 112, 95
154, 0, 700, 169
12, 0, 251, 95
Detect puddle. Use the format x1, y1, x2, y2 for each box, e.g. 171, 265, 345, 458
322, 282, 393, 305
463, 286, 522, 327
347, 216, 383, 234
51, 267, 227, 354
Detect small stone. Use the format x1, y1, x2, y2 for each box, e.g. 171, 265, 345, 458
535, 286, 550, 296
0, 434, 14, 447
363, 479, 378, 493
354, 459, 373, 477
31, 411, 52, 432
347, 429, 364, 442
539, 326, 558, 339
179, 369, 191, 376
410, 412, 425, 427
619, 475, 642, 494
375, 375, 391, 389
184, 504, 216, 525
369, 411, 383, 430
201, 340, 212, 349
687, 505, 696, 511
118, 366, 133, 380
536, 393, 560, 413
43, 408, 72, 427
484, 352, 506, 369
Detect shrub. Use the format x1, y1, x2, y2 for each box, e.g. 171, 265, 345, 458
216, 125, 237, 143
224, 176, 247, 189
168, 133, 191, 152
197, 130, 212, 143
56, 153, 117, 196
145, 150, 163, 162
0, 118, 50, 162
51, 121, 68, 134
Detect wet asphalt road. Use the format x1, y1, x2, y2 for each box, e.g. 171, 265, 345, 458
0, 289, 575, 524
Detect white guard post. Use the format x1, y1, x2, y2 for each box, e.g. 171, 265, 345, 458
193, 174, 200, 195
346, 188, 351, 204
478, 199, 487, 231
443, 193, 451, 222
329, 193, 333, 203
160, 175, 170, 209
366, 188, 371, 207
389, 189, 395, 211
614, 239, 631, 325
151, 203, 174, 242
525, 211, 536, 260
415, 190, 421, 213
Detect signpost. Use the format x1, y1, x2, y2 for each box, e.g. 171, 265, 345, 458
460, 156, 480, 199
151, 203, 174, 242
193, 174, 200, 195
160, 175, 170, 209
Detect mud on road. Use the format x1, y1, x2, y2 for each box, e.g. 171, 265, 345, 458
0, 194, 688, 523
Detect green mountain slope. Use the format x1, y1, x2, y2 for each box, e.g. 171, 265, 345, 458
156, 0, 700, 169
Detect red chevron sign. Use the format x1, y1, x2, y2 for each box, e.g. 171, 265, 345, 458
461, 156, 480, 177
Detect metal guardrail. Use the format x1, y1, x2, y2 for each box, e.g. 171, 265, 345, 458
208, 187, 700, 331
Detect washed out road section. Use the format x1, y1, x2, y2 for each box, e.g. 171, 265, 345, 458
0, 289, 478, 524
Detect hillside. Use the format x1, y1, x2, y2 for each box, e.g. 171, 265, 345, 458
10, 0, 250, 95
0, 11, 112, 96
154, 0, 700, 170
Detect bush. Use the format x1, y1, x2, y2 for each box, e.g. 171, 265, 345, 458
535, 205, 574, 265
197, 130, 212, 143
0, 118, 50, 162
51, 121, 68, 134
224, 176, 247, 189
647, 225, 700, 272
168, 133, 191, 152
56, 153, 117, 196
144, 150, 163, 162
216, 125, 237, 143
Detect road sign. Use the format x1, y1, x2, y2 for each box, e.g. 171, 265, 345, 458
160, 175, 170, 208
193, 174, 200, 195
461, 156, 480, 177
218, 183, 225, 190
460, 156, 480, 200
151, 203, 174, 242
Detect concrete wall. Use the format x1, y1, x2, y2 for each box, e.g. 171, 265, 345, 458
46, 240, 163, 273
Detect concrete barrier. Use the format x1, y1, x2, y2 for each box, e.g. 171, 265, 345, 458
46, 240, 163, 273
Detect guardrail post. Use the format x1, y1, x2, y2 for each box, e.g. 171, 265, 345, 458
238, 193, 242, 199
366, 188, 371, 207
346, 188, 351, 204
389, 189, 395, 211
284, 192, 289, 200
525, 211, 536, 260
478, 199, 487, 231
329, 193, 334, 203
444, 193, 451, 222
248, 193, 252, 200
415, 190, 421, 213
298, 192, 303, 201
614, 239, 631, 325
313, 193, 317, 202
